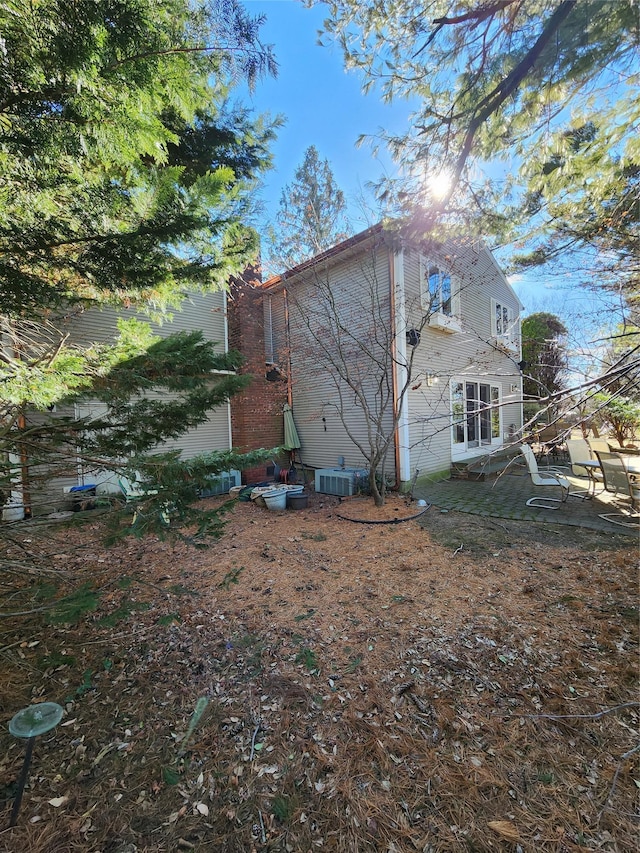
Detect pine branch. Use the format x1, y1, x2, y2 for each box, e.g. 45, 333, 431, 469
107, 43, 270, 71
432, 0, 518, 29
444, 0, 578, 203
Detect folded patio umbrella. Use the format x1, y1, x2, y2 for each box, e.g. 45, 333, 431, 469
281, 403, 302, 482
283, 403, 301, 452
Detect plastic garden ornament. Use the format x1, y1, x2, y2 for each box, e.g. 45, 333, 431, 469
7, 702, 64, 828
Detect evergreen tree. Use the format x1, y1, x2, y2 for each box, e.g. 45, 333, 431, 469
0, 0, 279, 541
520, 312, 568, 401
597, 327, 640, 402
512, 117, 639, 315
0, 0, 277, 314
320, 0, 636, 224
266, 146, 351, 272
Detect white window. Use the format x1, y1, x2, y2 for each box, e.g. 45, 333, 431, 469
491, 299, 518, 350
420, 256, 461, 332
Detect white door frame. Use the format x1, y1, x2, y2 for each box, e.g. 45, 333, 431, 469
450, 377, 503, 460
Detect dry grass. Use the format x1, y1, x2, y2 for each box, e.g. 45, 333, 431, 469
0, 494, 637, 852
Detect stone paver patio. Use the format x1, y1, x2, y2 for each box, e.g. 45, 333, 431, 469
414, 466, 638, 536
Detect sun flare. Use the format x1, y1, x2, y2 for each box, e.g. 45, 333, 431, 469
427, 170, 454, 200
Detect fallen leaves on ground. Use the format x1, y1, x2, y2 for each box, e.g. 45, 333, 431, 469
0, 493, 637, 852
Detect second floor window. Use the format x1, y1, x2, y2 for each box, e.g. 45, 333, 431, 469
491, 299, 518, 348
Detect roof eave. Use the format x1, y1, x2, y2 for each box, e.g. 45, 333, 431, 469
262, 222, 385, 290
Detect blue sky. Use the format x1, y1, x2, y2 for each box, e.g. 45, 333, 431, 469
242, 1, 558, 317
243, 0, 414, 229
240, 0, 617, 340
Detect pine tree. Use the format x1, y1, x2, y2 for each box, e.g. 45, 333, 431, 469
0, 0, 279, 542
266, 146, 351, 272
520, 312, 568, 401
321, 1, 636, 220
322, 0, 638, 401
0, 0, 277, 314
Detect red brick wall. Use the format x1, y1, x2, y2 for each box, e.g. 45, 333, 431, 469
228, 268, 286, 484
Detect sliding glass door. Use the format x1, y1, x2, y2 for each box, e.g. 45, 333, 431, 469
451, 379, 501, 457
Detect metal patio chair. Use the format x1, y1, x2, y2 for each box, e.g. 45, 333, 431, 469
587, 437, 610, 456
595, 451, 640, 528
566, 438, 603, 498
520, 444, 570, 510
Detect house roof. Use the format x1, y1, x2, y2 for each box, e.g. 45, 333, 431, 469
261, 222, 385, 291
262, 219, 524, 311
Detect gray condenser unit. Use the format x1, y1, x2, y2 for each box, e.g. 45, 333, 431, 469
199, 469, 241, 497
314, 467, 369, 497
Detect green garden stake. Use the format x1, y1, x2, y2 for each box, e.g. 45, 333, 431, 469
7, 702, 63, 828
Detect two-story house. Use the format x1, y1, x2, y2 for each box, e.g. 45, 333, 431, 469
3, 222, 522, 517
262, 222, 524, 488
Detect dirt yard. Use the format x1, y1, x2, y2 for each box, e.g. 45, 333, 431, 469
0, 493, 638, 853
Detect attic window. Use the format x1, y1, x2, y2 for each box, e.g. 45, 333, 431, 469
428, 265, 451, 314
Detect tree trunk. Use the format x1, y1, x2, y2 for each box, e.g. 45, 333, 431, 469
369, 468, 385, 507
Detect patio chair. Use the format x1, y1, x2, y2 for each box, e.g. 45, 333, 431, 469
588, 437, 611, 456
567, 438, 603, 497
117, 473, 172, 524
118, 474, 158, 502
520, 444, 570, 510
532, 424, 565, 463
595, 451, 640, 528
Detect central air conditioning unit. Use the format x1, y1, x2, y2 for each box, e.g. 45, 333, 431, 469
315, 467, 369, 497
199, 469, 241, 497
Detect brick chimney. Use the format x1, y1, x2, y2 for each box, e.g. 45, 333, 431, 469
227, 267, 286, 483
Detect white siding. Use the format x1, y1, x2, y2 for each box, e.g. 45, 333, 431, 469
62, 291, 227, 348
399, 243, 522, 479
285, 243, 396, 473
61, 291, 232, 462
152, 392, 231, 457
24, 292, 233, 514
265, 230, 522, 485
28, 391, 232, 515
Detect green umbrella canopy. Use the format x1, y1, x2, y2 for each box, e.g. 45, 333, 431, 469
283, 403, 301, 451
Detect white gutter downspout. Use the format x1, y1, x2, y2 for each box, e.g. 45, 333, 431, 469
284, 287, 293, 408
391, 249, 411, 486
